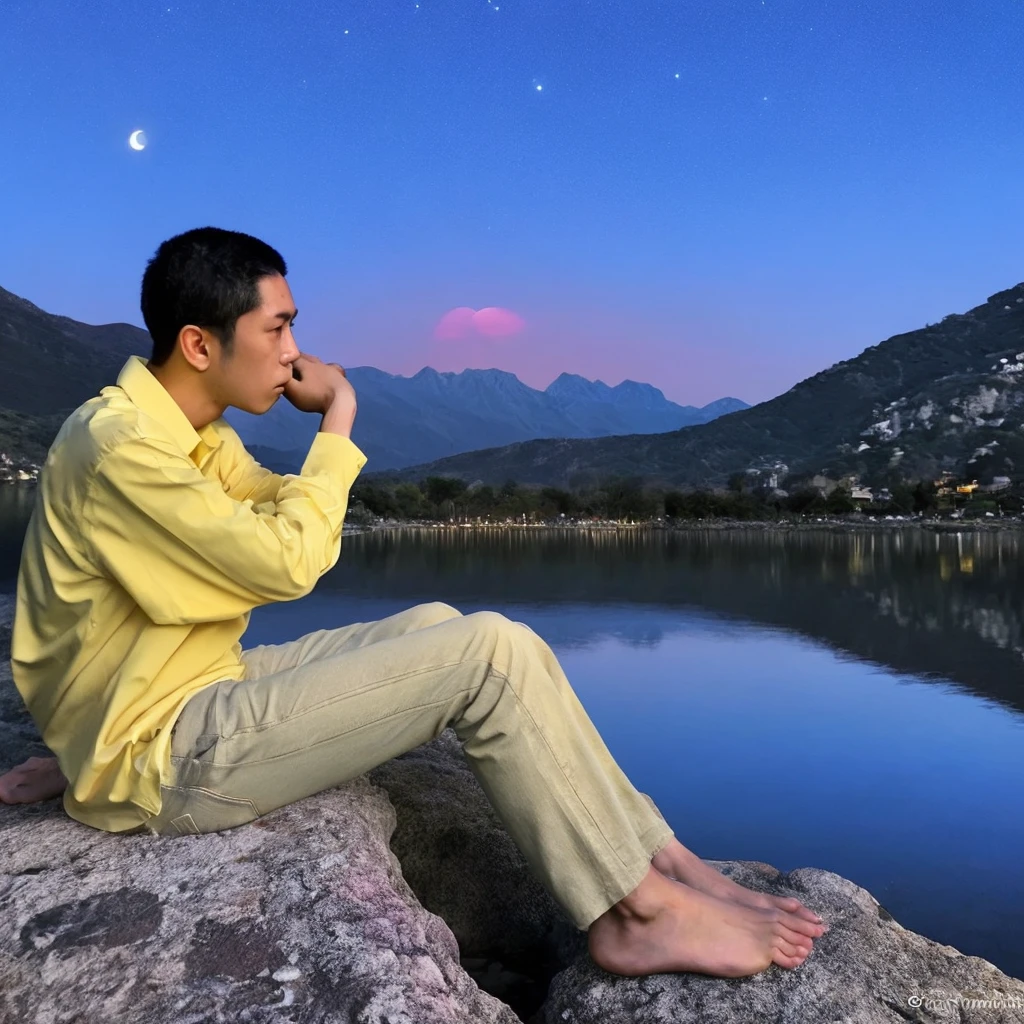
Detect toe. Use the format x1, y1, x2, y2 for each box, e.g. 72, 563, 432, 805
778, 912, 825, 939
773, 896, 802, 912
773, 937, 808, 961
791, 903, 825, 925
771, 950, 805, 970
773, 896, 826, 925
778, 922, 818, 950
750, 892, 825, 928
0, 775, 24, 802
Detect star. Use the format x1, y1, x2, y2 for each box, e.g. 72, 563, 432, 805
536, 84, 543, 92
674, 73, 680, 79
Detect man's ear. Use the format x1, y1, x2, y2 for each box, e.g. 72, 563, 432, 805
177, 325, 214, 372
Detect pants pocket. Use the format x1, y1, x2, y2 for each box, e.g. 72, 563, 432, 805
153, 785, 261, 836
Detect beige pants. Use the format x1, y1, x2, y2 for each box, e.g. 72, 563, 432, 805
144, 602, 674, 929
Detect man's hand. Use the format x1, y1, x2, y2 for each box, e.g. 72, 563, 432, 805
284, 354, 356, 416
284, 353, 358, 439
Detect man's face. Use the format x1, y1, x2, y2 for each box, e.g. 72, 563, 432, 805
214, 273, 301, 414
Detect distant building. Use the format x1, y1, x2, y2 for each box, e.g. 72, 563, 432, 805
851, 487, 874, 503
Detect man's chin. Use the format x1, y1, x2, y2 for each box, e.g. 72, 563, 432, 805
231, 394, 281, 416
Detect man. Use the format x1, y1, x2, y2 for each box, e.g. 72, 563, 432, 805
0, 227, 826, 978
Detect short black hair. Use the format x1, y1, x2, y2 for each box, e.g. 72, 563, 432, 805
141, 226, 288, 366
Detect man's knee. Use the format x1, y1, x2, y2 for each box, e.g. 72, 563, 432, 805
415, 601, 463, 627
462, 610, 536, 649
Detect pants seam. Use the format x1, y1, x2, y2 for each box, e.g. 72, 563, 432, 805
204, 690, 479, 767
497, 643, 639, 876
222, 657, 497, 739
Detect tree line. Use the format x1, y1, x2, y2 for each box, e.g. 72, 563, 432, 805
348, 475, 1021, 524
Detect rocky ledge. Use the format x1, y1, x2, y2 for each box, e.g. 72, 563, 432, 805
2, 595, 1022, 1023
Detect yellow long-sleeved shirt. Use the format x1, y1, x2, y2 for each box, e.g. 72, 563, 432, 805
11, 355, 366, 833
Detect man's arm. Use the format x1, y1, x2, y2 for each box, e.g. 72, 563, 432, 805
217, 358, 358, 506
216, 431, 288, 505
84, 426, 365, 625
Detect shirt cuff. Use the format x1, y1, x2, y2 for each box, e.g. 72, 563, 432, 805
301, 432, 367, 492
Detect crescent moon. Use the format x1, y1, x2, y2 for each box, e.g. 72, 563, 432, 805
129, 130, 147, 151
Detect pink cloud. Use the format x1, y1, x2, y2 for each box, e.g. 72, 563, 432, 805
434, 306, 525, 340
473, 306, 526, 336
434, 307, 477, 340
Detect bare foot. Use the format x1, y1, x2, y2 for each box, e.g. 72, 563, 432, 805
653, 839, 825, 926
588, 867, 826, 978
0, 756, 68, 804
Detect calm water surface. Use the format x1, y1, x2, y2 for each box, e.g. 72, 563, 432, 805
2, 486, 1022, 979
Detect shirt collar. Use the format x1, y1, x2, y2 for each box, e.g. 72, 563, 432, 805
116, 355, 224, 458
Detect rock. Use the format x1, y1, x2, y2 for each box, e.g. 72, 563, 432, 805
0, 597, 49, 772
540, 860, 1024, 1022
0, 594, 517, 1024
0, 772, 523, 1024
370, 731, 586, 1018
3, 591, 1024, 1023
374, 731, 1024, 1023
0, 771, 524, 1024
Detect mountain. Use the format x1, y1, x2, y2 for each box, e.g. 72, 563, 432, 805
544, 373, 748, 435
223, 366, 747, 471
0, 283, 746, 471
0, 285, 146, 415
378, 283, 1024, 489
0, 285, 150, 463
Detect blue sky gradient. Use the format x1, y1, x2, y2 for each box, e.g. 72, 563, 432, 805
2, 0, 1022, 404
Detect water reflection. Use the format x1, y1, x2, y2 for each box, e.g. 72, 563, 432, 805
321, 528, 1024, 717
0, 486, 36, 584
2, 491, 1022, 716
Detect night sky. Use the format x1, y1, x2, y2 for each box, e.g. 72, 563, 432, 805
2, 1, 1022, 405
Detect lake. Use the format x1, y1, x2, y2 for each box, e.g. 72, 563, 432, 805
2, 484, 1022, 980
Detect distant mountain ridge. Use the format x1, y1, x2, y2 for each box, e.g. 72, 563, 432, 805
0, 283, 746, 470
0, 284, 143, 416
223, 365, 747, 471
0, 284, 147, 464
379, 283, 1024, 489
